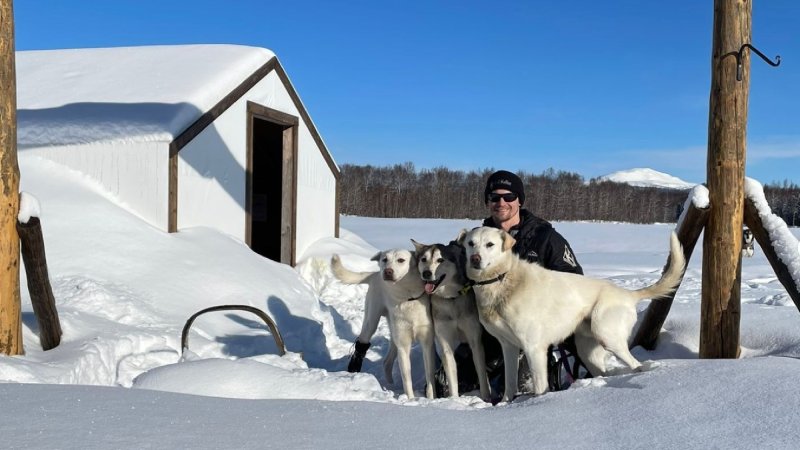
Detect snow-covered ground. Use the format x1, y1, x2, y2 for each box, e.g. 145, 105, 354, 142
3, 154, 800, 448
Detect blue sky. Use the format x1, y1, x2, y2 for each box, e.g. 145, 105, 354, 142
14, 1, 800, 185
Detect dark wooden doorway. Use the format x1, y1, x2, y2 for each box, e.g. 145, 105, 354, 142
246, 102, 298, 265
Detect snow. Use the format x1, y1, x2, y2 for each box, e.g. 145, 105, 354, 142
676, 184, 710, 230
16, 45, 275, 146
600, 167, 698, 190
745, 177, 800, 291
17, 191, 40, 223
4, 154, 800, 448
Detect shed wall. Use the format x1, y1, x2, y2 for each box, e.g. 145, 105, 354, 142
177, 70, 337, 260
23, 141, 170, 229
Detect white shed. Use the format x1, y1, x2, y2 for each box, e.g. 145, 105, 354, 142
17, 44, 339, 265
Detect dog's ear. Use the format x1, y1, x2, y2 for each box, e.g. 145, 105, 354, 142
455, 229, 468, 245
410, 239, 426, 254
370, 252, 382, 262
501, 230, 516, 252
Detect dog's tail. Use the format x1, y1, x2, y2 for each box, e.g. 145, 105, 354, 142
633, 231, 686, 301
330, 254, 376, 284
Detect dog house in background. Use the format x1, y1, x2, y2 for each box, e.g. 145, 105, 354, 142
17, 44, 339, 265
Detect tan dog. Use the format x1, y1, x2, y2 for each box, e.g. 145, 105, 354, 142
412, 239, 491, 401
458, 227, 685, 401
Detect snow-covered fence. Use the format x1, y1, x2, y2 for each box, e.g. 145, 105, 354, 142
743, 179, 800, 309
633, 180, 800, 351
631, 185, 710, 350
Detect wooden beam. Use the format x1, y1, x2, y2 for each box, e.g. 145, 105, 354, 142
743, 198, 800, 310
0, 0, 23, 355
17, 217, 62, 350
631, 200, 709, 350
700, 0, 751, 359
171, 58, 277, 153
168, 143, 178, 233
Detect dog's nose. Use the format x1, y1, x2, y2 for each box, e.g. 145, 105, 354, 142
422, 270, 432, 279
470, 254, 481, 264
384, 268, 394, 277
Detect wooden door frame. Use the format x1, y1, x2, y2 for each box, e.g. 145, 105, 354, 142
245, 101, 299, 265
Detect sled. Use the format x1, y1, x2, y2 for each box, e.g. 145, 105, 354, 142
181, 304, 286, 357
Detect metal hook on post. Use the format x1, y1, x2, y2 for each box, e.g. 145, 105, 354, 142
730, 43, 781, 81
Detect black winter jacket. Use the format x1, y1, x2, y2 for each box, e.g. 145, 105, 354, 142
482, 209, 583, 275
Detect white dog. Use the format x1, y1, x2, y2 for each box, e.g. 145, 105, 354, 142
458, 227, 685, 401
330, 250, 437, 399
412, 239, 491, 401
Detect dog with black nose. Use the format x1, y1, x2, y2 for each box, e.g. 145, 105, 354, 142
331, 249, 436, 399
742, 228, 755, 258
459, 226, 685, 402
412, 238, 491, 401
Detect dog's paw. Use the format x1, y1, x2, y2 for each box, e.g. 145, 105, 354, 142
613, 360, 660, 375
639, 360, 661, 372
570, 377, 607, 389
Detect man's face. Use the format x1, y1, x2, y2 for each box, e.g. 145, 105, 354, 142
487, 189, 520, 223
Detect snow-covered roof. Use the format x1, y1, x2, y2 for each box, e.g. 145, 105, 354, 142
16, 44, 276, 147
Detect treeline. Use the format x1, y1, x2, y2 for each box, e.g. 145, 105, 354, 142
338, 163, 800, 227
764, 183, 800, 227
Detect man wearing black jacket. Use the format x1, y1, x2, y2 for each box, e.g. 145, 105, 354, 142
437, 170, 586, 398
481, 170, 582, 274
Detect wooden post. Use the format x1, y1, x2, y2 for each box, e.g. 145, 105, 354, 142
631, 200, 709, 350
700, 0, 751, 359
17, 217, 62, 350
0, 0, 23, 355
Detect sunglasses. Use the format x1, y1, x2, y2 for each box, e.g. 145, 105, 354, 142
488, 192, 518, 203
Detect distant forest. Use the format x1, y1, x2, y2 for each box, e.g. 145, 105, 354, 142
338, 163, 800, 227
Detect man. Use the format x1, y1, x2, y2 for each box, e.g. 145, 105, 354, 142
481, 170, 582, 274
437, 170, 586, 398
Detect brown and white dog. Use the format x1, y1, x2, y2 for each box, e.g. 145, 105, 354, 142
458, 227, 685, 402
412, 239, 491, 401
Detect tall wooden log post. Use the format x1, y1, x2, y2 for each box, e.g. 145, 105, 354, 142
700, 0, 751, 359
0, 0, 23, 355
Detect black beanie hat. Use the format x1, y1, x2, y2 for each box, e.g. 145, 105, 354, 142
484, 170, 525, 204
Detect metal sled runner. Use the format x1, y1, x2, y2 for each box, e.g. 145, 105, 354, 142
181, 304, 286, 357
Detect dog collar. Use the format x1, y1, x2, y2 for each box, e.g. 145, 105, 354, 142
468, 273, 507, 288
407, 291, 427, 301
